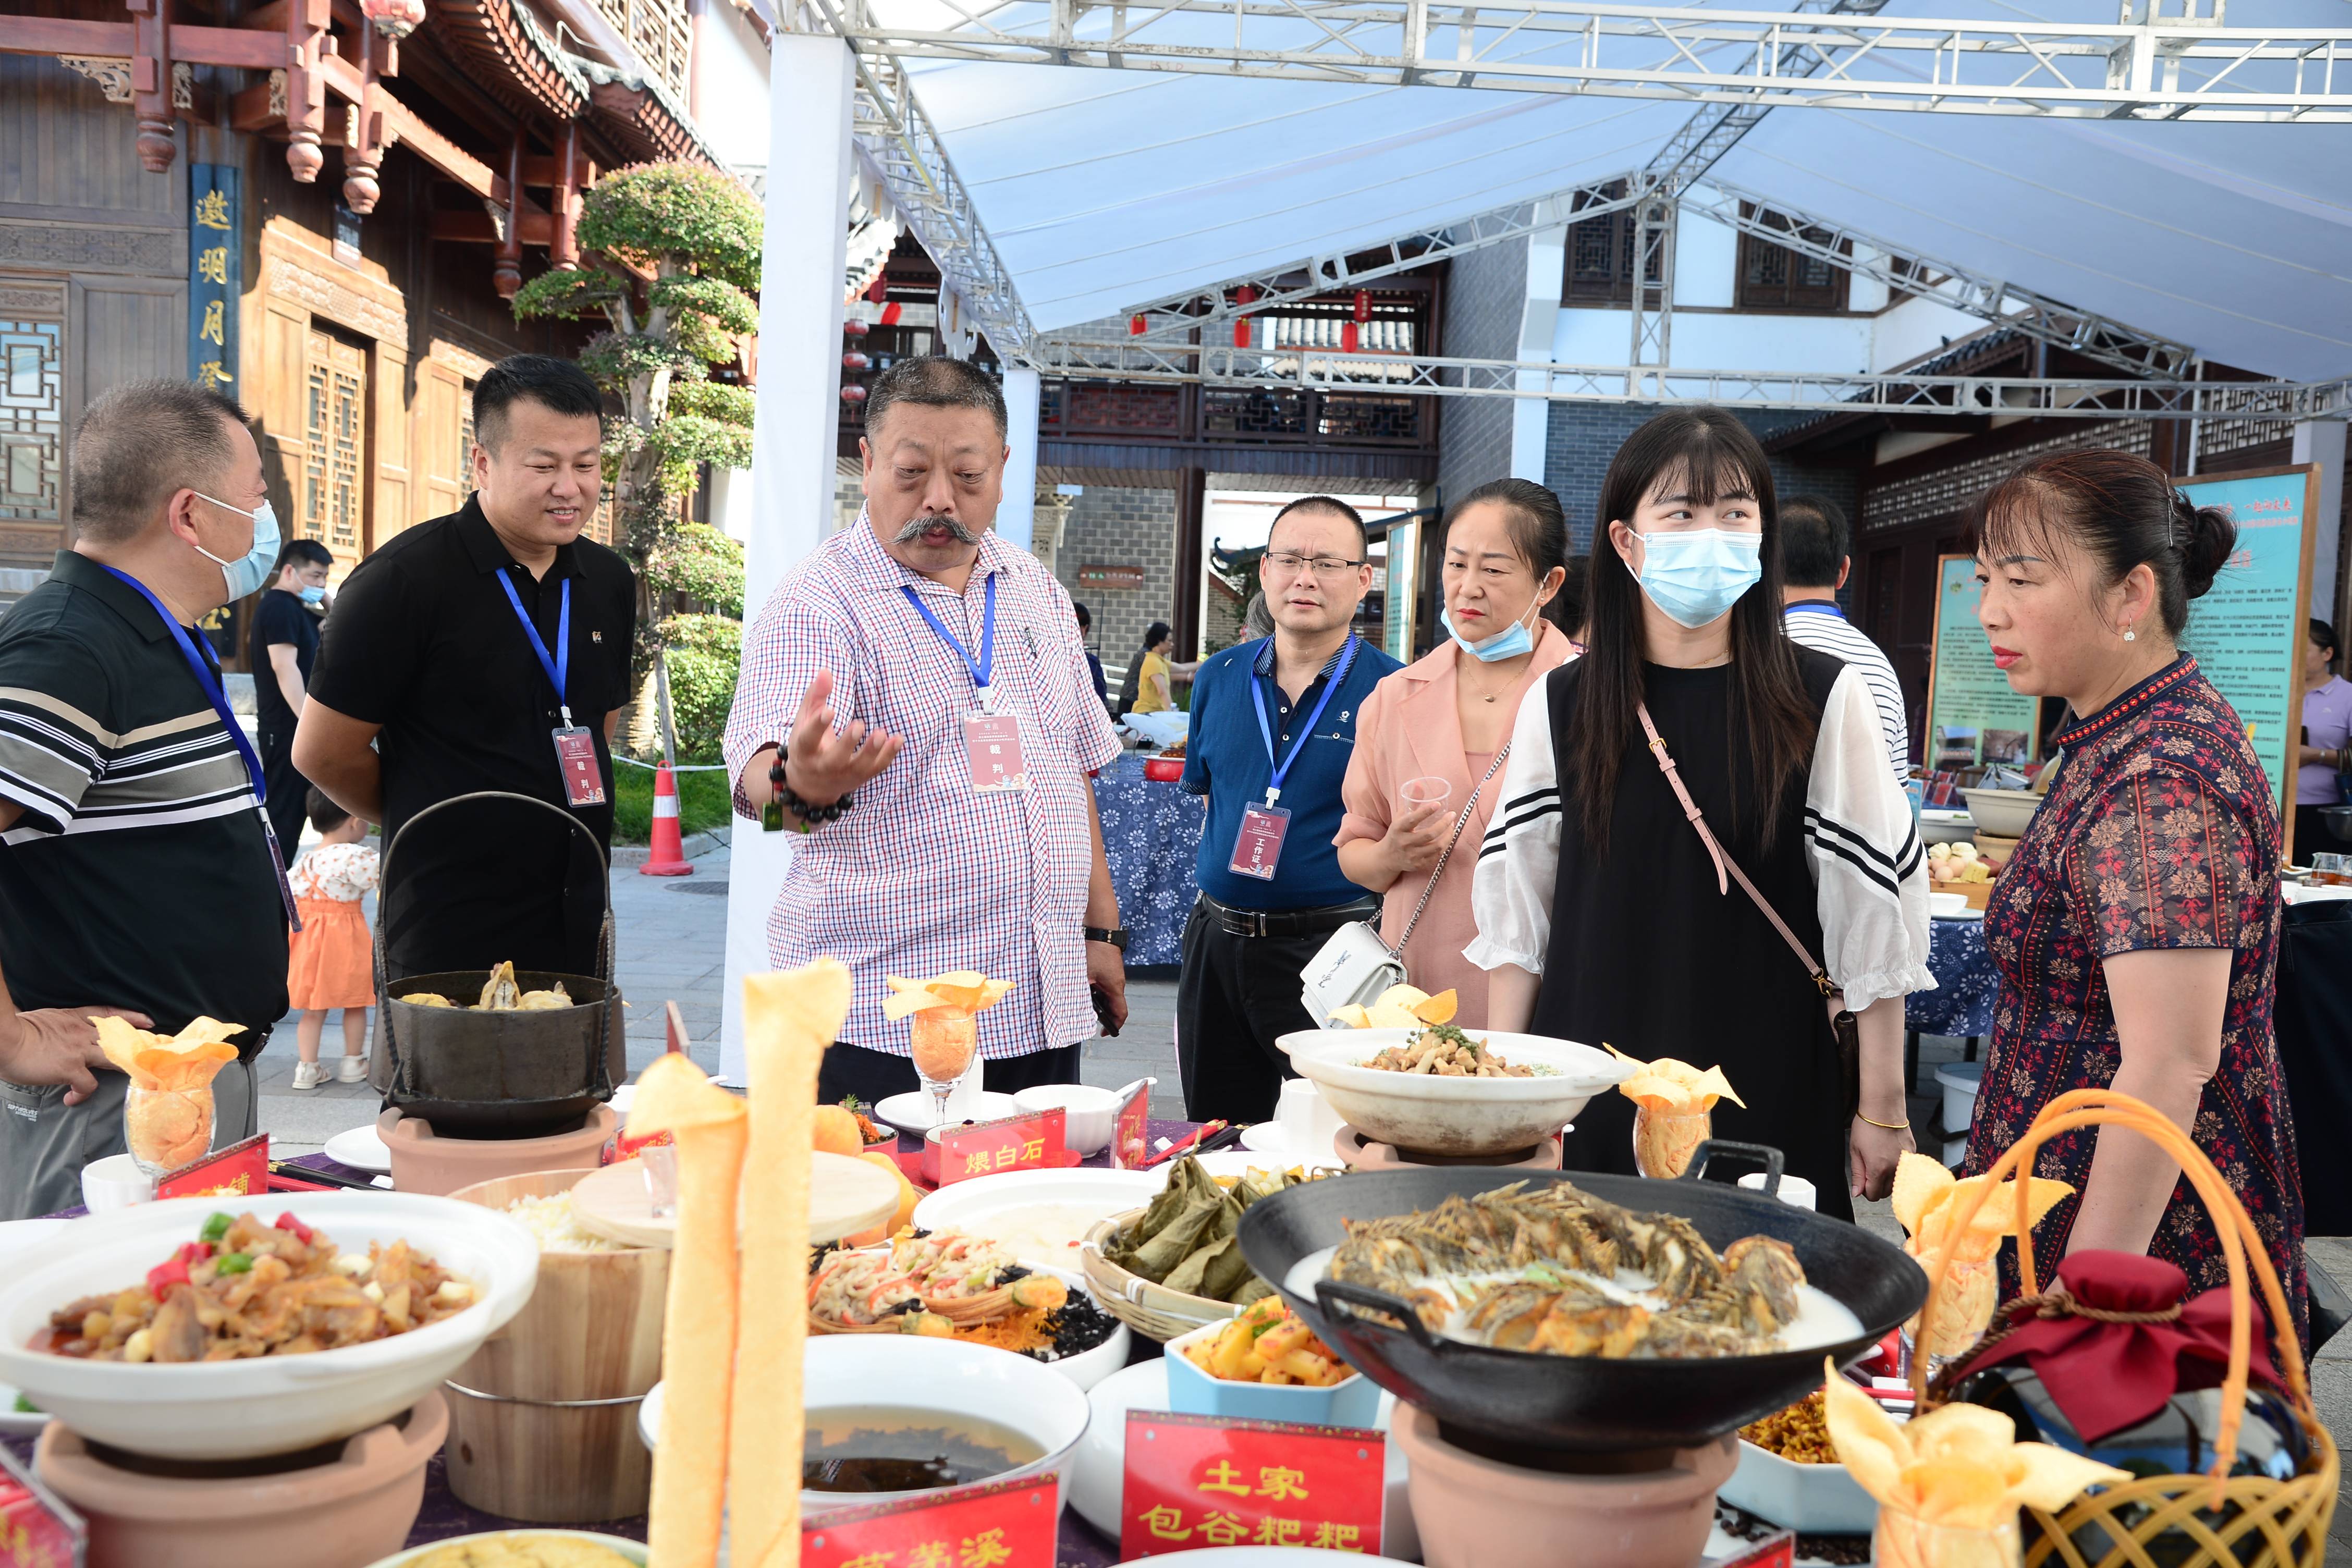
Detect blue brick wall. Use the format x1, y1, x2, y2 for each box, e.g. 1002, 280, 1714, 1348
1436, 241, 1528, 508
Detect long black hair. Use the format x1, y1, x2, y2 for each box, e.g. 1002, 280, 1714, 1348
1567, 407, 1817, 851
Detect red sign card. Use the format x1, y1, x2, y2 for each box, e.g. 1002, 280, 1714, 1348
1108, 1079, 1153, 1170
1718, 1529, 1796, 1568
801, 1475, 1058, 1568
1120, 1410, 1384, 1558
935, 1107, 1070, 1186
156, 1132, 269, 1200
0, 1444, 83, 1568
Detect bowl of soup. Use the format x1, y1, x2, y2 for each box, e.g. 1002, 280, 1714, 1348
642, 1336, 1091, 1520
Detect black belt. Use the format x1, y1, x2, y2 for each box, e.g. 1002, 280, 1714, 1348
1198, 891, 1379, 939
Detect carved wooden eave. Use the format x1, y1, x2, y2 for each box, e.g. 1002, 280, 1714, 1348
426, 0, 587, 126
568, 54, 722, 168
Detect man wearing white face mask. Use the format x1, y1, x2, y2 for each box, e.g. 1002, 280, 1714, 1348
0, 381, 293, 1218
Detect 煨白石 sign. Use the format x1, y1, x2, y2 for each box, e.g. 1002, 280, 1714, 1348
2176, 464, 2320, 828
1926, 556, 2041, 770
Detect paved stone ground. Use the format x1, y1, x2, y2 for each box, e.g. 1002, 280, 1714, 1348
253, 852, 2350, 1540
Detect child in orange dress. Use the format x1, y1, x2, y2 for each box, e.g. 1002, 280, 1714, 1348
287, 788, 379, 1090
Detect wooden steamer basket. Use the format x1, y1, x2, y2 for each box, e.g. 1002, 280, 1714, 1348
1081, 1208, 1240, 1342
1912, 1089, 2338, 1568
443, 1168, 670, 1522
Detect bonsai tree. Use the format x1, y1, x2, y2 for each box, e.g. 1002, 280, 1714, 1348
511, 161, 758, 757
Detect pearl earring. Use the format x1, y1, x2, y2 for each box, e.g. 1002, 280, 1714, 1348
2123, 627, 2137, 643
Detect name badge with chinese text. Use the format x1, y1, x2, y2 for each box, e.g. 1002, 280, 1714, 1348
1228, 802, 1291, 880
962, 711, 1030, 793
553, 726, 607, 806
1120, 1411, 1384, 1559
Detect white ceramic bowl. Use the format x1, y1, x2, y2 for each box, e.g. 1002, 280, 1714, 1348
367, 1532, 645, 1567
0, 1194, 540, 1460
1962, 786, 2042, 838
1276, 1030, 1631, 1158
1716, 1439, 1879, 1534
1927, 889, 1970, 920
910, 1168, 1158, 1274
1011, 1083, 1119, 1156
78, 1153, 153, 1212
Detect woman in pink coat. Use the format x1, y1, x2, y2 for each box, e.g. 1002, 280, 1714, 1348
1335, 480, 1576, 1028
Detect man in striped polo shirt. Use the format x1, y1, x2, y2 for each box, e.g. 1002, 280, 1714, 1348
0, 381, 291, 1219
1781, 495, 1913, 783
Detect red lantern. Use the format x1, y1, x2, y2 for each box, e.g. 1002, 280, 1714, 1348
843, 318, 869, 338
1130, 314, 1147, 336
1352, 290, 1370, 324
1341, 321, 1359, 354
840, 385, 868, 403
866, 275, 889, 304
842, 352, 872, 371
879, 302, 902, 327
1233, 286, 1257, 305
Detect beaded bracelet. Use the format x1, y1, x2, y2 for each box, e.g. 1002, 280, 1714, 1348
761, 744, 853, 833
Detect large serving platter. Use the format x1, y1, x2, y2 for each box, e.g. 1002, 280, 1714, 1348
1275, 1029, 1628, 1159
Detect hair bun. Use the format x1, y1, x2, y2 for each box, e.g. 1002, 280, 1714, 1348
2177, 494, 2235, 601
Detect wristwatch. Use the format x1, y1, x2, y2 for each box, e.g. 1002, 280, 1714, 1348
1084, 926, 1131, 951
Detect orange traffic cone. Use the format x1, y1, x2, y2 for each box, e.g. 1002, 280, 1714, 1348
639, 762, 695, 876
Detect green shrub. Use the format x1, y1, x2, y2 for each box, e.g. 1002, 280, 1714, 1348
658, 613, 741, 763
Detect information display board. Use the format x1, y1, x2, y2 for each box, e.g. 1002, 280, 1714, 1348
1924, 555, 2042, 770
2175, 464, 2320, 829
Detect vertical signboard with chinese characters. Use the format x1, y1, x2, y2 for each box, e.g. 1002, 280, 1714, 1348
187, 165, 238, 396
1925, 555, 2041, 771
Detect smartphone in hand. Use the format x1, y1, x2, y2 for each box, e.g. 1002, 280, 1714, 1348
1091, 983, 1121, 1038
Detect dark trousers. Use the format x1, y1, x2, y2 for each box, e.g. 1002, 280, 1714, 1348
2292, 808, 2345, 871
258, 720, 310, 856
1176, 898, 1367, 1124
815, 1039, 1085, 1108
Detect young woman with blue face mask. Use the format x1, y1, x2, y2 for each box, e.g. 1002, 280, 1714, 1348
1336, 479, 1575, 1028
1468, 410, 1933, 1216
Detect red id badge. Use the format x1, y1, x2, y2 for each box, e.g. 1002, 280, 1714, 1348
553, 726, 606, 806
963, 710, 1030, 792
1229, 802, 1290, 880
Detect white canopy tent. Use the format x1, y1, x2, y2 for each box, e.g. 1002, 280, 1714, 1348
719, 1, 2352, 1072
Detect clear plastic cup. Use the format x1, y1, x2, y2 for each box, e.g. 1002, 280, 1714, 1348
1400, 776, 1451, 813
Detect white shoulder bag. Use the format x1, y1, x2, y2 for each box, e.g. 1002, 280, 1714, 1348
1298, 747, 1510, 1025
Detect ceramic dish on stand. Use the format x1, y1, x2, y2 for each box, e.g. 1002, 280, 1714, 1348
1277, 1030, 1627, 1160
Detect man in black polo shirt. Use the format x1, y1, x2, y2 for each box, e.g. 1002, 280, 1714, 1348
296, 356, 634, 980
0, 380, 291, 1219
251, 537, 334, 853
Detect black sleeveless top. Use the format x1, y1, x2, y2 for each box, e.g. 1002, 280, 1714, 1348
1531, 648, 1854, 1219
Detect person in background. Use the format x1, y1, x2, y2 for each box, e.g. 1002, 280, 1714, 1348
1337, 479, 1574, 1028
1471, 409, 1931, 1218
1243, 592, 1276, 642
1780, 495, 1911, 783
1132, 621, 1177, 715
1177, 498, 1402, 1122
1959, 448, 2305, 1345
251, 537, 334, 853
0, 379, 290, 1219
2294, 617, 2351, 868
296, 355, 634, 981
725, 357, 1129, 1101
286, 788, 378, 1089
1074, 601, 1112, 715
1558, 555, 1591, 656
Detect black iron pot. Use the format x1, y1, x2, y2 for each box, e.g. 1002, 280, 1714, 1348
1235, 1141, 1927, 1454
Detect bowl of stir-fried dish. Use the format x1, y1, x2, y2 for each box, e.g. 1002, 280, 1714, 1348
1280, 1030, 1629, 1160
0, 1195, 540, 1460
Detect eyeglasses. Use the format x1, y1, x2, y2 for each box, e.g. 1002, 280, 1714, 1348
1263, 550, 1366, 579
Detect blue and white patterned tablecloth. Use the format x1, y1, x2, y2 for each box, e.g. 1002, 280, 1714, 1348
1910, 914, 2000, 1038
1092, 753, 1206, 967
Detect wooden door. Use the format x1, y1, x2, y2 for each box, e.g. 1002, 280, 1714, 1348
413, 359, 470, 522
300, 330, 367, 577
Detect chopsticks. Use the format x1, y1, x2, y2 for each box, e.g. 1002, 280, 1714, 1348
268, 1160, 383, 1193
1142, 1120, 1231, 1168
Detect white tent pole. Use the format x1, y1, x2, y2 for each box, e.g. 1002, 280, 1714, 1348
721, 30, 857, 1085
998, 365, 1042, 554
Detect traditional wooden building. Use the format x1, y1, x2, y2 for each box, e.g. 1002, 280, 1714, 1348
0, 0, 758, 652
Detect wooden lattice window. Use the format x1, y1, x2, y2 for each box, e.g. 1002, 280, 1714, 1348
459, 381, 477, 495
301, 330, 367, 566
0, 319, 63, 524
1563, 183, 1636, 304
1735, 204, 1849, 312
591, 0, 691, 96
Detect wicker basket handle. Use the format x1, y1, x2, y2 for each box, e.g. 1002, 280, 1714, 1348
1908, 1088, 2322, 1501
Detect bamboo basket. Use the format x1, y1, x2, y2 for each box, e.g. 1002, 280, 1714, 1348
1081, 1209, 1241, 1342
1910, 1088, 2338, 1568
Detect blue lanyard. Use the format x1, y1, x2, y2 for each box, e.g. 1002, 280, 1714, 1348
98, 567, 272, 808
901, 574, 999, 701
1252, 635, 1357, 805
496, 570, 572, 725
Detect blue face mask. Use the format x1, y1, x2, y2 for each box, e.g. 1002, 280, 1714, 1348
298, 584, 326, 606
1442, 604, 1540, 663
190, 491, 281, 602
1626, 528, 1762, 629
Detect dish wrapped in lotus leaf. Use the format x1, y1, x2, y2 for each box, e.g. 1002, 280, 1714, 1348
1104, 1157, 1306, 1305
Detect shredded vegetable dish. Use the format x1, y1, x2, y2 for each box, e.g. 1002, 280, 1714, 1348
38, 1211, 475, 1363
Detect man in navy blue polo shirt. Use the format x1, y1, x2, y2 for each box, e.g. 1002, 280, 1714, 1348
1178, 497, 1400, 1122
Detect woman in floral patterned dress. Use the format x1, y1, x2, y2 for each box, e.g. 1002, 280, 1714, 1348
1963, 448, 2306, 1347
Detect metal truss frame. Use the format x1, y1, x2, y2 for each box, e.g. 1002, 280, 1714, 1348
1021, 337, 2352, 419
835, 0, 2352, 121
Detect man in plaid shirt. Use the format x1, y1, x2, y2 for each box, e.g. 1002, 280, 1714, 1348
724, 358, 1131, 1102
